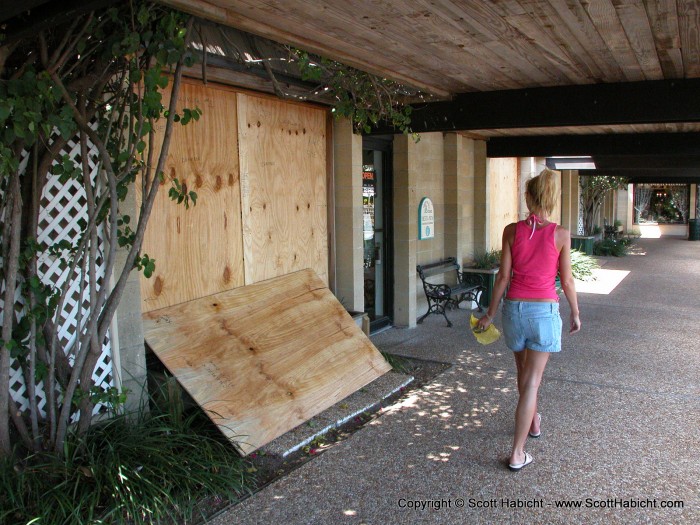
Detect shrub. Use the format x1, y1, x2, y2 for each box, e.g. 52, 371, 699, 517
570, 249, 599, 281
594, 238, 628, 257
0, 388, 255, 525
471, 249, 501, 269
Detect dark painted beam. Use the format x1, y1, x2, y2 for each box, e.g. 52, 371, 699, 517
487, 132, 700, 157
579, 169, 700, 184
592, 155, 700, 170
370, 79, 700, 134
0, 0, 51, 23
2, 0, 121, 44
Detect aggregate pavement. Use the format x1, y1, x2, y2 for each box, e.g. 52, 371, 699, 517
211, 237, 700, 525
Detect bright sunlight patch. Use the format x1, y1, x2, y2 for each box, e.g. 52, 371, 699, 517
575, 269, 630, 295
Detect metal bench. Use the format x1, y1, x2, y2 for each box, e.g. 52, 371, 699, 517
416, 257, 485, 327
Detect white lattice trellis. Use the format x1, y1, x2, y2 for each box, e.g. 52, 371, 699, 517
3, 134, 114, 417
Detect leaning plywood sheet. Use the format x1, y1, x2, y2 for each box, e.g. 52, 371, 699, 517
143, 268, 391, 455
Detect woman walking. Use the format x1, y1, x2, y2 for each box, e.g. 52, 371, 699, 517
476, 168, 581, 471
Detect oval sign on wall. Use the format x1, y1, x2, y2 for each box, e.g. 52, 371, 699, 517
419, 197, 435, 240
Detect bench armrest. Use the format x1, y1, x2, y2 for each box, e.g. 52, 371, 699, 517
422, 281, 452, 299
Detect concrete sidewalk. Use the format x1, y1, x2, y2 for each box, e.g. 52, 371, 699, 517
212, 238, 700, 525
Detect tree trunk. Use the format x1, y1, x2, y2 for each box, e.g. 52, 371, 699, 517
0, 172, 23, 456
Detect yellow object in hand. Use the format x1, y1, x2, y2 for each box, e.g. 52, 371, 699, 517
470, 314, 501, 345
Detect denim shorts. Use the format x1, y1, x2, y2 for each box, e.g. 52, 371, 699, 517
502, 300, 563, 353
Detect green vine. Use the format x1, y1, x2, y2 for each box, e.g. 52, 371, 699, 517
292, 49, 418, 138
0, 1, 201, 457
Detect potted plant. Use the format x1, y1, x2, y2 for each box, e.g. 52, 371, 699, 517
463, 249, 501, 308
592, 224, 603, 241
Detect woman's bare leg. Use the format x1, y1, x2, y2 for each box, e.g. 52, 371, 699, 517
513, 351, 541, 437
510, 349, 550, 465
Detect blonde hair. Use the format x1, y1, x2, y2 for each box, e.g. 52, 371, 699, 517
526, 168, 558, 216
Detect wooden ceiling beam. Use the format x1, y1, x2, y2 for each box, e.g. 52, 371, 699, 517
158, 0, 452, 98
371, 79, 700, 134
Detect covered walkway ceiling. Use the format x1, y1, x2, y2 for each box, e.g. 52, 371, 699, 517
156, 0, 700, 182
6, 1, 700, 181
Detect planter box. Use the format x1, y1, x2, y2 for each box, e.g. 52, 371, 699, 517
571, 235, 595, 255
463, 267, 499, 308
348, 311, 370, 335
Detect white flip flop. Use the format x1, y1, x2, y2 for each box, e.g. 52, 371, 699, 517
508, 451, 534, 471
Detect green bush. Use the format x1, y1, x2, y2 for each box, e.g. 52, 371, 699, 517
471, 249, 501, 269
569, 249, 599, 281
594, 238, 628, 257
1, 390, 255, 525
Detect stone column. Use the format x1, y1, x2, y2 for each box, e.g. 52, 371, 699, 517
560, 170, 579, 232
113, 190, 147, 414
472, 140, 488, 253
333, 119, 364, 312
393, 134, 417, 327
518, 157, 535, 219
690, 184, 697, 220
444, 134, 475, 266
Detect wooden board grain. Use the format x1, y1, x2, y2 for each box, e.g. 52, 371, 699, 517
143, 269, 391, 455
163, 0, 700, 96
237, 93, 328, 286
139, 80, 244, 312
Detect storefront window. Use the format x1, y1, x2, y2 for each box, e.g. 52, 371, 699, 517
633, 183, 689, 224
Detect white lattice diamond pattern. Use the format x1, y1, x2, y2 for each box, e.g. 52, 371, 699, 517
4, 135, 114, 416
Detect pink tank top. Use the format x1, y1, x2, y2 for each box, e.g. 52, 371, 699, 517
506, 220, 560, 301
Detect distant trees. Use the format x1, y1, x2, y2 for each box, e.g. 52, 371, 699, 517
580, 176, 628, 235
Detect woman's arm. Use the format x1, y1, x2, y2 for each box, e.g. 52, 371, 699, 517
477, 224, 515, 330
556, 226, 581, 334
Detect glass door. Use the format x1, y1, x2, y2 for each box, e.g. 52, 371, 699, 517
362, 139, 393, 332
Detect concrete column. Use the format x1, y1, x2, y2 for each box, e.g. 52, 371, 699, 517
113, 190, 147, 414
560, 170, 573, 232
333, 119, 364, 312
444, 134, 473, 266
472, 140, 488, 253
393, 134, 417, 327
616, 186, 630, 231
460, 138, 476, 263
689, 184, 697, 219
518, 157, 535, 219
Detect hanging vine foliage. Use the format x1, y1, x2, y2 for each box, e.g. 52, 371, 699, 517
291, 49, 417, 137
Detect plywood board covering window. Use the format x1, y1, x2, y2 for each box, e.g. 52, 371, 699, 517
140, 80, 244, 312
237, 93, 328, 286
139, 81, 329, 310
143, 269, 391, 455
